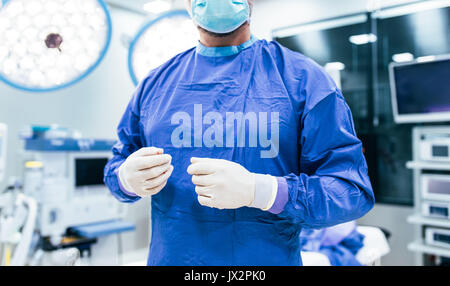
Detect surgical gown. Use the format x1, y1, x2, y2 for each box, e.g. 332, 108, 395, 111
104, 38, 375, 266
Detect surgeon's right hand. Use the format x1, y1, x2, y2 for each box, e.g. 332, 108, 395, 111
118, 147, 174, 198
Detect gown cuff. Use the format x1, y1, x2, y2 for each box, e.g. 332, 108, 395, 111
267, 177, 289, 214
250, 174, 277, 210
115, 167, 139, 198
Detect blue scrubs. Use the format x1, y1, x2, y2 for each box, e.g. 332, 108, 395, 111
104, 37, 375, 266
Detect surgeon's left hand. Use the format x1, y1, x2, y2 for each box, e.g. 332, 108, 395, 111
187, 158, 276, 210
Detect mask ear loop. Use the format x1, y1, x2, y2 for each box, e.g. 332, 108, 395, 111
244, 0, 252, 25
185, 0, 193, 17
247, 0, 253, 17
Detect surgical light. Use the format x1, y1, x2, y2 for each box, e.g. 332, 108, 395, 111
143, 0, 171, 14
128, 10, 198, 85
0, 0, 112, 92
417, 55, 437, 63
325, 62, 346, 71
349, 33, 377, 45
392, 53, 414, 63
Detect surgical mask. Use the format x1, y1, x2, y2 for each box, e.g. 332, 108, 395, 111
191, 0, 250, 34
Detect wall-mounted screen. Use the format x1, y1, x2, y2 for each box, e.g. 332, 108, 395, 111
390, 56, 450, 123
375, 5, 450, 124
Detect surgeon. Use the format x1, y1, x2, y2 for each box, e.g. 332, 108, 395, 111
104, 0, 375, 266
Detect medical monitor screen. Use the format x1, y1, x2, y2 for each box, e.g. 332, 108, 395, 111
75, 158, 108, 187
393, 58, 450, 122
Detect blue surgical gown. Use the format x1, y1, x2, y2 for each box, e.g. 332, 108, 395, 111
104, 38, 375, 266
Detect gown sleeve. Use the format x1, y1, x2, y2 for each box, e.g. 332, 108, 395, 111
275, 90, 375, 229
103, 82, 146, 204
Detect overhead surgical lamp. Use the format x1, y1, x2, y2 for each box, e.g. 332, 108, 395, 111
128, 10, 198, 85
0, 0, 112, 92
143, 0, 172, 14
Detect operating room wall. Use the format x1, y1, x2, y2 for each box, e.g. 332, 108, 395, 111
0, 7, 151, 254
251, 0, 421, 266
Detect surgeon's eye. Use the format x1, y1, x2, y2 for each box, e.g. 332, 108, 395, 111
45, 33, 63, 52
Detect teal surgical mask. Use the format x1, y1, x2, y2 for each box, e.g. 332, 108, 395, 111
191, 0, 250, 34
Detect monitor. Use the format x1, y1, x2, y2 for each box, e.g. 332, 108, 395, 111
390, 55, 450, 123
75, 158, 108, 187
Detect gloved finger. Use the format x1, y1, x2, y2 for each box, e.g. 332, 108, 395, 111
140, 179, 168, 197
195, 186, 213, 197
190, 157, 221, 164
132, 147, 164, 158
187, 162, 216, 176
134, 190, 152, 198
145, 165, 174, 189
198, 195, 214, 208
191, 174, 216, 187
139, 162, 171, 180
135, 154, 172, 171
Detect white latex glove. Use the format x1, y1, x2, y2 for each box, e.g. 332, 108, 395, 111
118, 147, 174, 198
187, 157, 277, 210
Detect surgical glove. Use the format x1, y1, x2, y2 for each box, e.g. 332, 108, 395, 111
187, 158, 277, 210
118, 147, 174, 198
